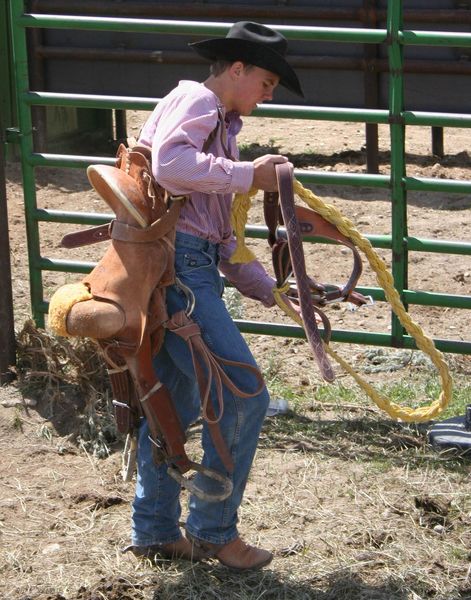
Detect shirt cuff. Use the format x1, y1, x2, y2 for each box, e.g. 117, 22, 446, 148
227, 161, 254, 193
242, 274, 277, 308
256, 277, 277, 308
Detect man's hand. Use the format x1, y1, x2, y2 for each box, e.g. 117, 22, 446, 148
252, 154, 292, 191
278, 293, 323, 325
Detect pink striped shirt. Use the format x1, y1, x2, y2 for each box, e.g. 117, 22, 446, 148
139, 80, 276, 307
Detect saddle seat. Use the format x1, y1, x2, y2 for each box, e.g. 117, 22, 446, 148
65, 144, 178, 358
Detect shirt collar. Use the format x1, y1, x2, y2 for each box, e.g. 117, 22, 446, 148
225, 110, 243, 137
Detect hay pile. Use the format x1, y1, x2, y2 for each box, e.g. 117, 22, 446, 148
15, 320, 117, 457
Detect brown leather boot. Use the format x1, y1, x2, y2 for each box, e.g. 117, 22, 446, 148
187, 535, 273, 571
123, 537, 210, 562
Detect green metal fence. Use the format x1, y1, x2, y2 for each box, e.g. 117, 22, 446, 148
7, 0, 471, 355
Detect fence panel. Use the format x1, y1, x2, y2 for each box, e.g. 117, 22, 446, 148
8, 0, 471, 355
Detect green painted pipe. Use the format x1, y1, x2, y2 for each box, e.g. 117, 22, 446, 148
387, 0, 408, 345
404, 111, 471, 128
23, 92, 471, 129
10, 0, 44, 327
24, 91, 157, 111
19, 14, 388, 43
236, 320, 471, 354
39, 248, 471, 311
405, 177, 471, 194
251, 105, 389, 123
20, 13, 471, 48
29, 152, 471, 197
30, 153, 116, 169
34, 213, 471, 257
11, 0, 471, 354
35, 208, 112, 225
402, 30, 471, 48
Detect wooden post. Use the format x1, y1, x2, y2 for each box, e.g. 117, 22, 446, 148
432, 126, 444, 158
363, 0, 380, 174
0, 122, 17, 384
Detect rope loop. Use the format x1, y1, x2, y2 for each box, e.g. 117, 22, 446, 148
231, 179, 453, 423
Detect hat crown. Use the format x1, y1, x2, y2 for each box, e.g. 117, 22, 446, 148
226, 21, 287, 57
188, 21, 304, 97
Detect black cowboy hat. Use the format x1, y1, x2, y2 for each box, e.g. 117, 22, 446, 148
189, 21, 304, 98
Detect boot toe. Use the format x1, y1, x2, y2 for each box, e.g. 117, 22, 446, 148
186, 535, 273, 571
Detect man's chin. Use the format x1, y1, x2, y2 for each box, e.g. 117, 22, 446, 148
244, 104, 258, 116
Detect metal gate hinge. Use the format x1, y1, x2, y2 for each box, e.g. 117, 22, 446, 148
5, 128, 22, 143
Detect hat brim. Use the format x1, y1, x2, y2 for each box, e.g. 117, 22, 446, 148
189, 38, 304, 98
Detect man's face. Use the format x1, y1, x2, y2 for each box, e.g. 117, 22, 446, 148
232, 64, 280, 115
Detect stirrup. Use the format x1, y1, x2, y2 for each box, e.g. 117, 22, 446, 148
167, 461, 233, 502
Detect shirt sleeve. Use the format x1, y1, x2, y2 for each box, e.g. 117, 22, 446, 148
219, 236, 277, 308
151, 95, 254, 196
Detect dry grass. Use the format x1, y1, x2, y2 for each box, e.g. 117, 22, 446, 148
1, 325, 470, 600
1, 435, 470, 600
15, 320, 109, 398
13, 320, 117, 457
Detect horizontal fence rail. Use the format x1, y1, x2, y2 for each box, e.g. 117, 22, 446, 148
8, 0, 471, 356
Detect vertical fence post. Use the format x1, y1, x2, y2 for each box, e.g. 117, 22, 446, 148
0, 122, 17, 384
431, 126, 444, 158
363, 0, 380, 174
1, 0, 16, 160
387, 0, 408, 347
9, 0, 45, 328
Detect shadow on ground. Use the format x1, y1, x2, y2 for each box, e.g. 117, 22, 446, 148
46, 569, 425, 600
260, 410, 471, 474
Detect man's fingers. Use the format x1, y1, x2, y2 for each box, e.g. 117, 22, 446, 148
267, 154, 288, 163
252, 154, 293, 191
253, 154, 288, 166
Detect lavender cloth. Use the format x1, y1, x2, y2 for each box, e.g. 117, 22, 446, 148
139, 80, 276, 307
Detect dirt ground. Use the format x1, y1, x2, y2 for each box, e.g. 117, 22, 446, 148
1, 113, 471, 600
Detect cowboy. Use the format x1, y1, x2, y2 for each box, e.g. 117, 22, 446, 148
126, 21, 304, 571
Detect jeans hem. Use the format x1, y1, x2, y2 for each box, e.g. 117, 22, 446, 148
131, 532, 183, 547
184, 524, 239, 546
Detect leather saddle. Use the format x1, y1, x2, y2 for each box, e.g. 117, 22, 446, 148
49, 144, 264, 502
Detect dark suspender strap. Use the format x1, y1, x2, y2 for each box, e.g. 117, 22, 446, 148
202, 106, 235, 160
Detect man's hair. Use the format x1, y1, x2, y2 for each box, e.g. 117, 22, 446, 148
210, 60, 255, 77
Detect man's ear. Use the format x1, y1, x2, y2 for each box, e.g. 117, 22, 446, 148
229, 61, 244, 80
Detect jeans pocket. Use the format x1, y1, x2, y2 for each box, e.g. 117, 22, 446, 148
175, 249, 215, 275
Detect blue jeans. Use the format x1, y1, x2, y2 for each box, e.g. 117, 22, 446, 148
131, 232, 270, 546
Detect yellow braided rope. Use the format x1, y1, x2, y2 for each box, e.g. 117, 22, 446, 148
231, 182, 453, 422
230, 186, 259, 263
